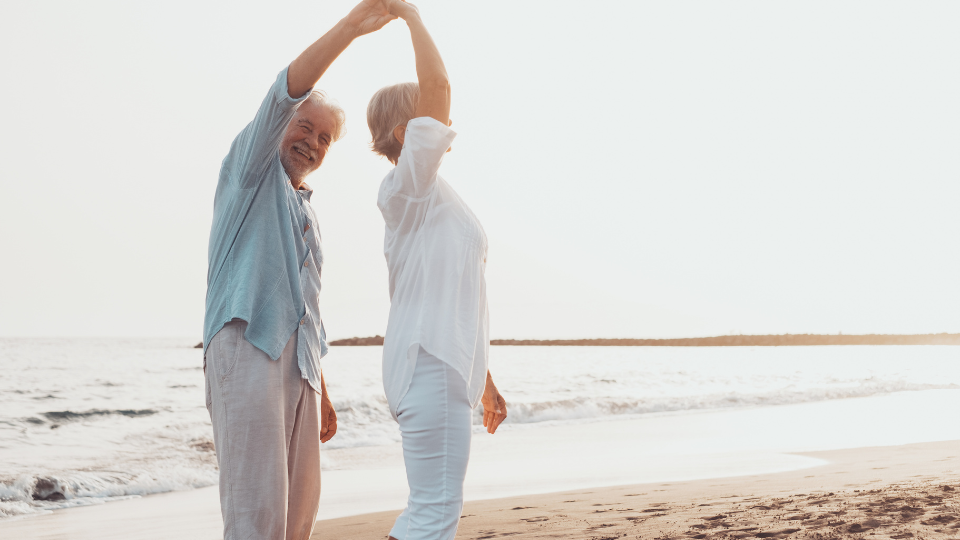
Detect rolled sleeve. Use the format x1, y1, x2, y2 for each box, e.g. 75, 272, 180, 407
231, 67, 314, 189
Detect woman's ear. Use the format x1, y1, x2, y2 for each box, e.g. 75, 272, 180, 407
393, 125, 406, 146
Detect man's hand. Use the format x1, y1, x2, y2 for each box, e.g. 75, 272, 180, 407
320, 395, 338, 443
480, 371, 507, 434
344, 0, 397, 38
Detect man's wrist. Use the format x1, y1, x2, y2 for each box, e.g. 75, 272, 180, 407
335, 17, 362, 42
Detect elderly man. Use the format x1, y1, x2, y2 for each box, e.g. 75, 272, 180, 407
202, 2, 395, 538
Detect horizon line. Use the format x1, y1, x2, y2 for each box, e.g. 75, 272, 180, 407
329, 332, 960, 347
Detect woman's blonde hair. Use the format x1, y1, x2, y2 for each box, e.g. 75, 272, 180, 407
367, 82, 420, 163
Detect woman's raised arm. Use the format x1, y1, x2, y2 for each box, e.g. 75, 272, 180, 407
389, 1, 451, 125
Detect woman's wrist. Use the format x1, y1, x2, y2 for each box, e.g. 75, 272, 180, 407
395, 5, 422, 24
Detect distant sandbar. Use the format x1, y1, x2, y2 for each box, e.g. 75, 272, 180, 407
329, 333, 960, 347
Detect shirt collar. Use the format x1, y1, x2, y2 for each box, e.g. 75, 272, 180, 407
298, 183, 313, 201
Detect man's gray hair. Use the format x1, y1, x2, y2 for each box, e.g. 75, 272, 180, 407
307, 90, 346, 142
366, 82, 420, 163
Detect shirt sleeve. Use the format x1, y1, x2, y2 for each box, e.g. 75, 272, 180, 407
388, 117, 457, 199
228, 66, 312, 190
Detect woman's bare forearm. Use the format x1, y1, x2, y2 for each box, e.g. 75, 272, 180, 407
396, 6, 450, 124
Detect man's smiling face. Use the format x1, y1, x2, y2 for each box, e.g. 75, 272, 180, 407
279, 99, 339, 188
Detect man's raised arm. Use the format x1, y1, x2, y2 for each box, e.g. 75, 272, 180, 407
287, 0, 396, 98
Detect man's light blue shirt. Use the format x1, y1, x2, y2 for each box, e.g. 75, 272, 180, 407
204, 67, 327, 392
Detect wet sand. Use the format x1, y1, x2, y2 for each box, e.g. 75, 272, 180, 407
312, 440, 960, 540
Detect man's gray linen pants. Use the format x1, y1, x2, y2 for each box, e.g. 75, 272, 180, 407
205, 319, 322, 540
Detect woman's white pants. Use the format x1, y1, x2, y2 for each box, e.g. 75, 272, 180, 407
389, 350, 473, 540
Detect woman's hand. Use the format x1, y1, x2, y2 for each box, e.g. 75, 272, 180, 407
386, 0, 419, 20
481, 371, 507, 434
344, 0, 397, 38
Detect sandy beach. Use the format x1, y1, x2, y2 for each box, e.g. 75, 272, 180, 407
314, 440, 960, 540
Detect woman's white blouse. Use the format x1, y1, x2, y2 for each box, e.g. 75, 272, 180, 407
377, 117, 489, 421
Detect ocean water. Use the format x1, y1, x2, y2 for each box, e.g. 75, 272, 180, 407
1, 339, 958, 520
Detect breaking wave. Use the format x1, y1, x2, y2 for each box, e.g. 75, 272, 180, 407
498, 381, 959, 425
39, 409, 159, 423
0, 466, 218, 519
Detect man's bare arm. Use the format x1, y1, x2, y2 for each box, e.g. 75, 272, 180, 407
287, 0, 396, 98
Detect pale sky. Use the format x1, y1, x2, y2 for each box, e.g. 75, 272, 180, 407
1, 1, 958, 340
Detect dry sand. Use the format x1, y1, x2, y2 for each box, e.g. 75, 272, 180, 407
313, 440, 960, 540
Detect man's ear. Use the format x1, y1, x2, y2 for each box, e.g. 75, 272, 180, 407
393, 124, 406, 146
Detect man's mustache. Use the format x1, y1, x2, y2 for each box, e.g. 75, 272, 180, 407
291, 142, 318, 162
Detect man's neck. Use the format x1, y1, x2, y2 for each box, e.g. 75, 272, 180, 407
291, 178, 312, 192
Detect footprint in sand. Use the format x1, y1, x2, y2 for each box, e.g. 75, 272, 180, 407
921, 514, 958, 526
846, 519, 883, 533
754, 527, 800, 538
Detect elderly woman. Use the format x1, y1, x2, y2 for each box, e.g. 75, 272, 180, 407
366, 2, 507, 539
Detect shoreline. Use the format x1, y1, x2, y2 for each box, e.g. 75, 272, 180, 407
314, 440, 960, 539
1, 439, 956, 540
3, 390, 959, 539
328, 333, 960, 347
